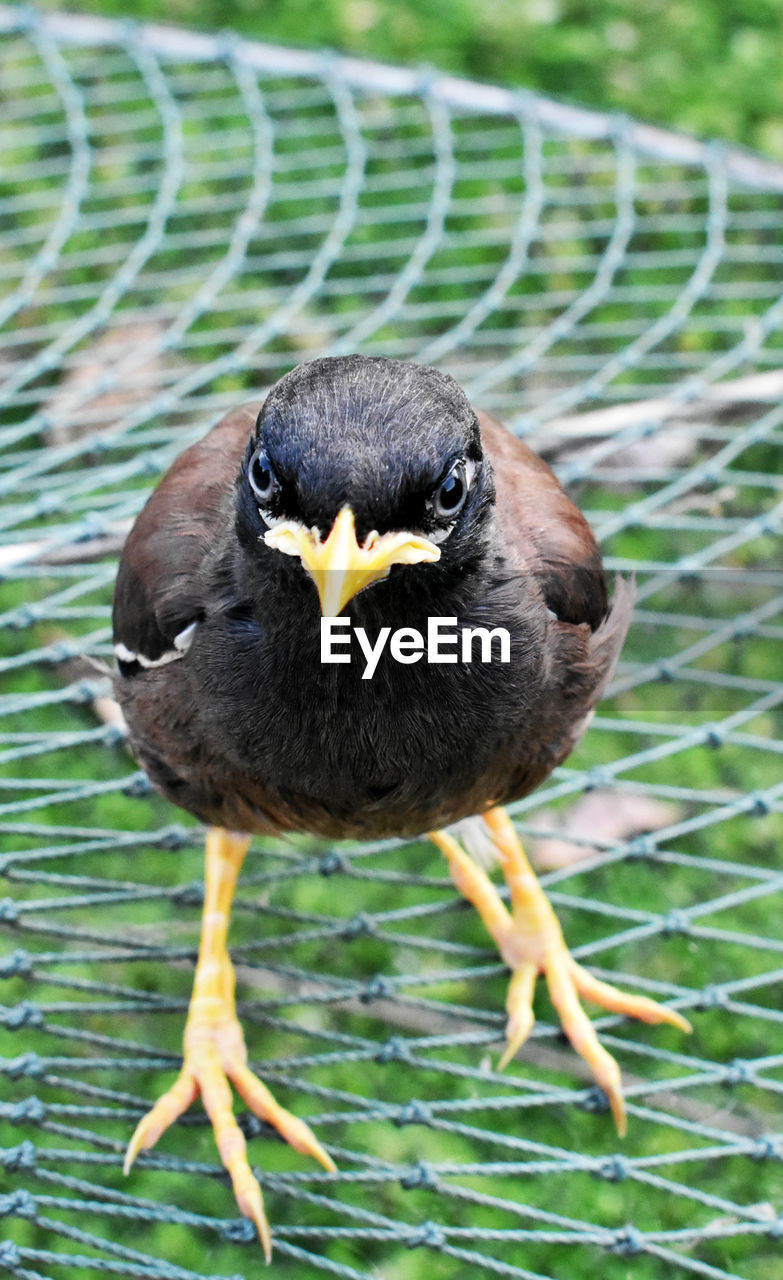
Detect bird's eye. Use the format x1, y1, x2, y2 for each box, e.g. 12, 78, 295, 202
248, 448, 279, 507
431, 461, 468, 520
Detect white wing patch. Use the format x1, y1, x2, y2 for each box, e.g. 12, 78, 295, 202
114, 621, 197, 670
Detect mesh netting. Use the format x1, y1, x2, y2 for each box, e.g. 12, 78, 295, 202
2, 7, 783, 1279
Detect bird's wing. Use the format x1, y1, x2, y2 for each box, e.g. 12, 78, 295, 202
112, 403, 261, 668
477, 408, 634, 784
477, 409, 609, 630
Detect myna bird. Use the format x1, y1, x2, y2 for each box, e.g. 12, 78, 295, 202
112, 355, 689, 1257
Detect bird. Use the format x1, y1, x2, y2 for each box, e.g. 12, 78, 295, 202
112, 354, 689, 1258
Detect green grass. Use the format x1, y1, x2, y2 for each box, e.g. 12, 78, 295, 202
35, 0, 783, 161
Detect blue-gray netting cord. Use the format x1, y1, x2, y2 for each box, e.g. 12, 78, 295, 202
1, 6, 783, 1279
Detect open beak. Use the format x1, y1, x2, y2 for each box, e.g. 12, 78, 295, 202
264, 506, 440, 616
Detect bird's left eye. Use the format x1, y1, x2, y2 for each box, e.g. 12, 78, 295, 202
249, 447, 279, 507
431, 461, 468, 520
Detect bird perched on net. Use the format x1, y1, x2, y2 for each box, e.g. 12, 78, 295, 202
112, 354, 689, 1257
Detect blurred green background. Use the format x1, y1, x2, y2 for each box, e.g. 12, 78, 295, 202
35, 0, 783, 159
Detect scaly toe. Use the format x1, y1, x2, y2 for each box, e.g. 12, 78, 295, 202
589, 1041, 627, 1137
231, 1060, 336, 1173
209, 1106, 272, 1259
123, 1069, 197, 1175
569, 958, 692, 1034
497, 962, 536, 1072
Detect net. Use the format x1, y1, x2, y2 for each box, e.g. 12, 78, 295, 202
1, 7, 783, 1279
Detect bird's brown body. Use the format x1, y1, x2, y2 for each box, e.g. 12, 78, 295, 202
114, 401, 632, 841
112, 357, 685, 1255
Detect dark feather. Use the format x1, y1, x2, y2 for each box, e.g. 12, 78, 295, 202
113, 357, 632, 840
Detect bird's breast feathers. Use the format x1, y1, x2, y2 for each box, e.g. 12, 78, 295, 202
113, 358, 631, 837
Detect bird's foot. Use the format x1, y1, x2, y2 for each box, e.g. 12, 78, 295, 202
124, 1003, 335, 1260
124, 828, 334, 1261
430, 807, 690, 1135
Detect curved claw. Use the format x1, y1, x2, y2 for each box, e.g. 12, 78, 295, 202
124, 1069, 197, 1175
235, 1171, 272, 1265
496, 962, 536, 1073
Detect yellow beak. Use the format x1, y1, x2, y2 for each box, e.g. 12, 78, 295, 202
264, 506, 440, 616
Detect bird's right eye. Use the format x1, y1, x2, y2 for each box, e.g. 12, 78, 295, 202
248, 448, 279, 507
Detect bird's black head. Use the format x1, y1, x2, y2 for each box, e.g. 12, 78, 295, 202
235, 355, 495, 615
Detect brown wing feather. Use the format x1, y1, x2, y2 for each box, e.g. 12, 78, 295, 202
477, 409, 608, 629
475, 410, 634, 797
112, 403, 261, 661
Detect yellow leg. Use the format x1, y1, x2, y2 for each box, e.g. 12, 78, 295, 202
124, 827, 335, 1261
430, 807, 690, 1136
